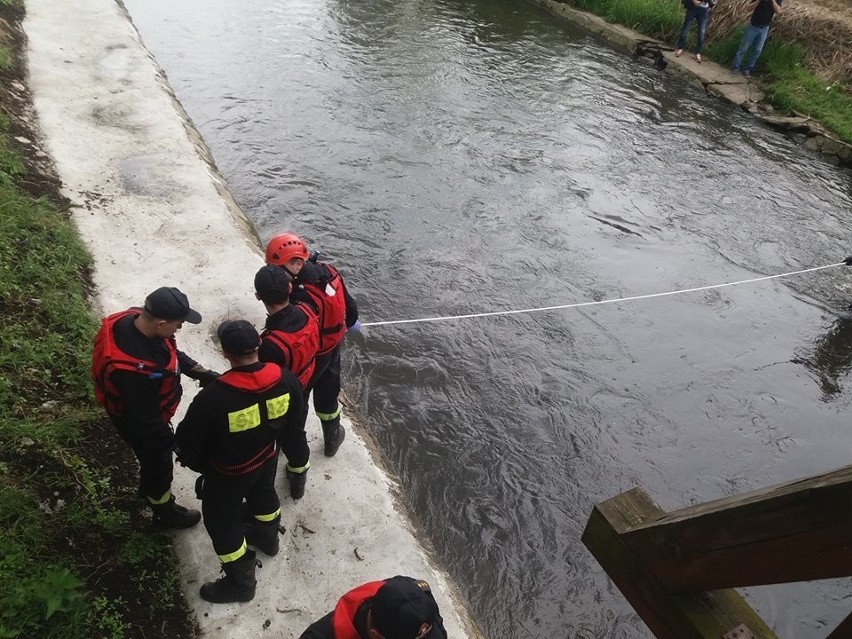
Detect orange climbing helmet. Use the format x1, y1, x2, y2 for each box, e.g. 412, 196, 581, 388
265, 233, 309, 266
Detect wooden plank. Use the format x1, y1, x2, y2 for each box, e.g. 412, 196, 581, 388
582, 488, 777, 639
618, 465, 852, 590
826, 611, 852, 639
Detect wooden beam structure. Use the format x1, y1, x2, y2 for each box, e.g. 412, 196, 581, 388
621, 465, 852, 591
582, 488, 777, 639
583, 465, 852, 638
826, 612, 852, 639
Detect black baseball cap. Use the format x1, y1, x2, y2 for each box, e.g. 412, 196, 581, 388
144, 287, 202, 324
254, 265, 292, 304
371, 577, 443, 639
217, 320, 261, 356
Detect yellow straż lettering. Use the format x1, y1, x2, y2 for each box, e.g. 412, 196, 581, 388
228, 404, 261, 432
267, 393, 290, 419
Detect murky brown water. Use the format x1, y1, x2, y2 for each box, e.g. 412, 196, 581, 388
125, 0, 852, 635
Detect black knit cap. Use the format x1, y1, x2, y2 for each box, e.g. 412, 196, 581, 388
144, 287, 202, 324
371, 577, 442, 639
254, 265, 292, 304
217, 320, 261, 356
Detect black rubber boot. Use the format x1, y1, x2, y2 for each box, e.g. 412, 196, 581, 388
151, 497, 201, 529
321, 417, 345, 457
286, 468, 307, 500
200, 549, 257, 603
245, 518, 281, 557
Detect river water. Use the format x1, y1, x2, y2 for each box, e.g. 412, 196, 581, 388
123, 0, 852, 636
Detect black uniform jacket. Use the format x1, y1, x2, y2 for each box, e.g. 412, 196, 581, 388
175, 362, 303, 474
110, 313, 199, 435
298, 608, 359, 639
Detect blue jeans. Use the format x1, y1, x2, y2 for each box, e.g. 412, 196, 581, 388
677, 6, 709, 53
732, 23, 770, 73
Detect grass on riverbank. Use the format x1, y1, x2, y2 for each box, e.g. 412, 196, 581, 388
558, 0, 852, 145
0, 10, 195, 634
708, 34, 852, 143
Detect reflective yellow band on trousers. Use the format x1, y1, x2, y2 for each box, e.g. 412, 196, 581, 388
148, 490, 172, 505
286, 461, 310, 474
219, 539, 247, 563
253, 508, 281, 523
315, 405, 341, 421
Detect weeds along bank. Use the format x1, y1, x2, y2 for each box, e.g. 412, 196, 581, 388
543, 0, 852, 146
0, 2, 195, 637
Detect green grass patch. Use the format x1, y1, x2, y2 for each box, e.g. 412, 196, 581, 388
702, 26, 742, 63
0, 114, 25, 187
0, 187, 95, 415
572, 0, 685, 41
764, 71, 852, 144
760, 44, 852, 144
605, 0, 684, 41
0, 87, 193, 638
0, 47, 11, 72
708, 34, 852, 144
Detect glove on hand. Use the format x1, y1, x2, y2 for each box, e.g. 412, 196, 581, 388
197, 370, 221, 388
348, 319, 362, 332
844, 256, 852, 266
194, 475, 204, 500
188, 364, 221, 388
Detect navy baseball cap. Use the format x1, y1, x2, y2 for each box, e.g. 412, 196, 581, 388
217, 320, 261, 356
371, 577, 443, 639
144, 287, 202, 324
254, 264, 292, 303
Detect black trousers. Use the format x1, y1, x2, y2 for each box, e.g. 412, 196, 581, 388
202, 457, 279, 560
310, 344, 341, 418
110, 415, 173, 501
276, 417, 310, 471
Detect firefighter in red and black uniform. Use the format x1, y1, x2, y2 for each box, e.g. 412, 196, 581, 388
299, 575, 448, 639
265, 233, 359, 458
254, 264, 318, 500
174, 320, 305, 604
91, 286, 219, 528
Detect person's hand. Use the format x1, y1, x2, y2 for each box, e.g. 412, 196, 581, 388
844, 256, 852, 266
348, 319, 362, 332
188, 364, 221, 387
197, 370, 221, 387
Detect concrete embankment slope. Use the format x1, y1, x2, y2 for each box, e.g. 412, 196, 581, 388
23, 0, 475, 636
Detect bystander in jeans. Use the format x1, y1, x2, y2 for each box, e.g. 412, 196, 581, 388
676, 0, 715, 63
731, 0, 784, 77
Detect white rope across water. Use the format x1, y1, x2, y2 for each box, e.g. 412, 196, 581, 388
360, 262, 847, 328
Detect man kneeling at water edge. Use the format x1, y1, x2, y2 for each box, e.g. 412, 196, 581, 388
300, 575, 448, 639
